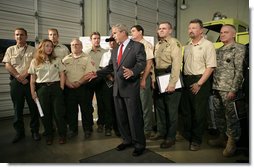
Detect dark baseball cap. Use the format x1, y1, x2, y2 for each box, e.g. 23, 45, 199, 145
105, 36, 115, 42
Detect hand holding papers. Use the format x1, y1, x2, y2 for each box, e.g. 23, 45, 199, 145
35, 98, 44, 117
156, 73, 183, 93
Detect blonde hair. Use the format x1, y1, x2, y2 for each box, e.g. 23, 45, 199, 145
34, 39, 56, 66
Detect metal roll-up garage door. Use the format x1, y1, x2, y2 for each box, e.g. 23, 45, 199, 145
0, 0, 35, 41
0, 0, 84, 118
37, 0, 83, 44
158, 0, 176, 36
109, 0, 176, 37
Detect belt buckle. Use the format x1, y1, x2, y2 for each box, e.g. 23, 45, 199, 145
46, 82, 51, 86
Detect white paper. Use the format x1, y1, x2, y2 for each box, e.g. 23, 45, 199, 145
156, 73, 183, 93
35, 98, 44, 117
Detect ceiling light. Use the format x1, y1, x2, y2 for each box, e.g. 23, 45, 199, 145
180, 0, 187, 10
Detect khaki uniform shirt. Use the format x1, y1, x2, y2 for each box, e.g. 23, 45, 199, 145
2, 44, 35, 73
53, 43, 70, 59
62, 52, 96, 83
154, 37, 182, 87
213, 43, 245, 92
140, 38, 154, 60
140, 38, 155, 81
183, 37, 217, 75
28, 58, 65, 83
87, 46, 107, 70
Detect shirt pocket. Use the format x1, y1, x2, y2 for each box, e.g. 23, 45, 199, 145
10, 54, 21, 65
222, 55, 235, 70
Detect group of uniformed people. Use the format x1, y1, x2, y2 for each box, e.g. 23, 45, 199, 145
3, 18, 247, 157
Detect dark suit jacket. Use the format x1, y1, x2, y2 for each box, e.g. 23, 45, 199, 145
97, 39, 146, 97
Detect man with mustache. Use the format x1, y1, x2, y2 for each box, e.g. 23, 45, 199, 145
181, 19, 217, 151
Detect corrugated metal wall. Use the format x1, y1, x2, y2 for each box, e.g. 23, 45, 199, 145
0, 0, 83, 118
109, 0, 176, 37
0, 0, 176, 118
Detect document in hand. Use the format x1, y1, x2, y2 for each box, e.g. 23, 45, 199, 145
156, 73, 183, 93
35, 98, 44, 117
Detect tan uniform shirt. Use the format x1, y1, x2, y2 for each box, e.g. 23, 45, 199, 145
183, 37, 217, 75
140, 38, 154, 60
2, 45, 35, 73
140, 38, 155, 81
28, 58, 65, 83
154, 37, 182, 87
87, 46, 107, 70
53, 43, 70, 59
62, 52, 96, 83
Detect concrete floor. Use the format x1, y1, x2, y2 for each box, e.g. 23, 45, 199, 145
0, 116, 249, 164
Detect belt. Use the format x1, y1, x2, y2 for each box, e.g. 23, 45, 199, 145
155, 68, 167, 73
183, 74, 202, 78
10, 75, 30, 81
37, 81, 60, 87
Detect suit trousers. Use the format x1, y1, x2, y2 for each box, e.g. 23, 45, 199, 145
114, 94, 146, 149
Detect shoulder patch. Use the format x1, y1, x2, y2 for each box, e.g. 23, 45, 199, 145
177, 42, 180, 48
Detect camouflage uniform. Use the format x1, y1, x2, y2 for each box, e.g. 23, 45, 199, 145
212, 42, 246, 141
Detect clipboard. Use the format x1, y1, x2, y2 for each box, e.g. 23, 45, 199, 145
156, 73, 183, 93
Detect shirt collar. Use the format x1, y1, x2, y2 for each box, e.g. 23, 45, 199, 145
159, 36, 171, 44
121, 38, 130, 47
91, 46, 103, 52
189, 37, 205, 46
16, 44, 27, 49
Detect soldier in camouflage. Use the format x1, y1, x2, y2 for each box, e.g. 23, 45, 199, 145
209, 24, 246, 157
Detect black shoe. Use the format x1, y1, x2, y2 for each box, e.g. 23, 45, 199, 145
132, 148, 145, 156
97, 125, 104, 133
149, 133, 164, 141
12, 133, 25, 143
59, 137, 66, 144
42, 131, 47, 136
105, 129, 112, 136
84, 131, 91, 139
160, 140, 175, 148
114, 130, 121, 137
32, 132, 41, 141
68, 131, 78, 138
46, 139, 53, 145
115, 143, 132, 151
208, 128, 219, 136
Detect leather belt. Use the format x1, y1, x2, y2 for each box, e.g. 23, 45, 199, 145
37, 81, 60, 86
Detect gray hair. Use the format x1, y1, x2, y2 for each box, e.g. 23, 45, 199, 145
112, 24, 129, 36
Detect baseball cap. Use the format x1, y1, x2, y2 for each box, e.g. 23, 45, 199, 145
105, 36, 115, 42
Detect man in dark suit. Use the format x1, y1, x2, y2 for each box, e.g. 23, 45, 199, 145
89, 23, 146, 156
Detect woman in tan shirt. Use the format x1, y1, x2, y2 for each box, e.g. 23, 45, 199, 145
28, 39, 66, 145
